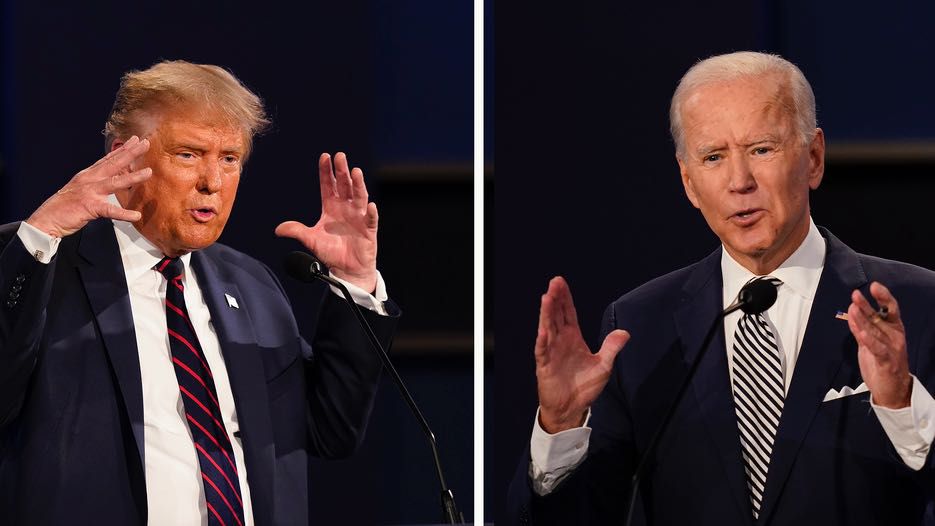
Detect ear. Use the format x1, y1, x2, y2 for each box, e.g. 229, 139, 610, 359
678, 156, 701, 209
806, 128, 825, 190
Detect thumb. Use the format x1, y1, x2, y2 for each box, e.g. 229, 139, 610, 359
275, 220, 309, 240
598, 329, 630, 367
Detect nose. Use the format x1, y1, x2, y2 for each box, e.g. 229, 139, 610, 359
727, 153, 756, 194
198, 160, 223, 194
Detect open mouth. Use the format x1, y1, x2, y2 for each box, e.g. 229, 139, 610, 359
731, 208, 763, 224
189, 207, 218, 222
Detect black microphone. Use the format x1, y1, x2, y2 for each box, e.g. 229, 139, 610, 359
624, 277, 779, 526
736, 277, 779, 315
283, 251, 464, 524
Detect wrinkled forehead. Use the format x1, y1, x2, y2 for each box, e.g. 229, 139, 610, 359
131, 101, 250, 147
680, 75, 795, 143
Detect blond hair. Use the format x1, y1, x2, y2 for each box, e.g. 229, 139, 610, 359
103, 60, 270, 157
669, 51, 816, 159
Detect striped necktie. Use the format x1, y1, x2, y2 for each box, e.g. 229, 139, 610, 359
730, 276, 784, 520
156, 257, 245, 526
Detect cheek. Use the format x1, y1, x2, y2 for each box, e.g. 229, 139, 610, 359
221, 176, 241, 212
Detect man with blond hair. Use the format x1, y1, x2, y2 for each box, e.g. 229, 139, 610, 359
0, 60, 398, 525
509, 52, 935, 525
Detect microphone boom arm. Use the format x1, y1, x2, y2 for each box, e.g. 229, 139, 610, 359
303, 259, 464, 524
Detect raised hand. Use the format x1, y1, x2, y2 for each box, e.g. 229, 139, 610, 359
847, 281, 912, 409
275, 152, 378, 292
26, 136, 152, 238
536, 276, 630, 433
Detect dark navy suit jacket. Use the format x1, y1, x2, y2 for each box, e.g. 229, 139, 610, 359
510, 228, 935, 525
0, 219, 399, 525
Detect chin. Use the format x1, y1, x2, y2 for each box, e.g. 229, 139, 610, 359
177, 230, 224, 252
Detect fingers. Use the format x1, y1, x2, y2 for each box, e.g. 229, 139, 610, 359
869, 281, 901, 320
534, 324, 550, 363
318, 153, 336, 200
550, 276, 579, 328
94, 200, 143, 223
333, 152, 354, 200
320, 151, 369, 210
847, 283, 904, 359
92, 136, 151, 178
91, 135, 139, 168
350, 166, 368, 205
106, 167, 152, 192
536, 276, 575, 364
365, 202, 379, 230
538, 283, 558, 338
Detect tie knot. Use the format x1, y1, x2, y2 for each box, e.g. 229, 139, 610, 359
155, 257, 184, 281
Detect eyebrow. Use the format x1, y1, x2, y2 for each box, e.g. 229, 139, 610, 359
740, 134, 781, 147
694, 135, 783, 156
695, 144, 724, 157
173, 143, 244, 156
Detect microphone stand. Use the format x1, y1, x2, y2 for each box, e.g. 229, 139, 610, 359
623, 298, 747, 526
304, 258, 464, 524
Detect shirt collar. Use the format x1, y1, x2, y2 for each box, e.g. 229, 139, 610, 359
721, 217, 826, 306
108, 195, 193, 282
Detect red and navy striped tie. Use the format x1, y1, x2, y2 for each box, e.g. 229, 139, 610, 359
156, 257, 245, 526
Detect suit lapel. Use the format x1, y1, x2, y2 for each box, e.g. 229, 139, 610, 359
192, 250, 275, 526
76, 220, 146, 468
673, 249, 754, 526
756, 229, 865, 525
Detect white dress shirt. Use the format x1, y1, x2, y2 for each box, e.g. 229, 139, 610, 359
530, 219, 935, 495
17, 216, 389, 525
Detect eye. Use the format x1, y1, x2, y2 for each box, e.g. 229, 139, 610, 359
752, 146, 771, 155
177, 151, 195, 160
703, 153, 721, 163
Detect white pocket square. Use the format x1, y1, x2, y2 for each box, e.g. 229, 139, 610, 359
822, 382, 869, 402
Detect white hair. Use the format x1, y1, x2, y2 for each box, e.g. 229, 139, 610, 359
669, 51, 817, 159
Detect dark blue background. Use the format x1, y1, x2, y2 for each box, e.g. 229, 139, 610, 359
0, 0, 474, 524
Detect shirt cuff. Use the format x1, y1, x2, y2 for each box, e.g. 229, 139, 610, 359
871, 374, 935, 470
17, 221, 62, 264
529, 407, 592, 495
327, 270, 389, 316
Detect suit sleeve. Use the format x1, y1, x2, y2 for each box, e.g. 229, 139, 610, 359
904, 306, 935, 490
301, 283, 400, 458
506, 302, 642, 525
0, 223, 57, 427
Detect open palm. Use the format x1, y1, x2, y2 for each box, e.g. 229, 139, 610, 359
275, 152, 378, 292
536, 277, 630, 433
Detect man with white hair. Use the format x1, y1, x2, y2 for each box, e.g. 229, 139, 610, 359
509, 51, 935, 525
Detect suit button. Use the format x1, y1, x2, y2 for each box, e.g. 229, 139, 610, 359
14, 274, 25, 283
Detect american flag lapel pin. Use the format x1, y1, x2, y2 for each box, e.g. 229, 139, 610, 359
835, 311, 848, 321
225, 293, 240, 309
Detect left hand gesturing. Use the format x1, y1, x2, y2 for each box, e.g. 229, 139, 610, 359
847, 281, 912, 409
275, 152, 378, 292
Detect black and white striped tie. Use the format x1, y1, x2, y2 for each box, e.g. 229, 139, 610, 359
731, 276, 784, 520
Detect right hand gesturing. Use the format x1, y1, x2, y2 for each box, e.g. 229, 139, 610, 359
536, 276, 630, 433
26, 136, 152, 238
